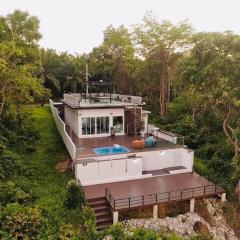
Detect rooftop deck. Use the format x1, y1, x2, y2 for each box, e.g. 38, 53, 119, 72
62, 93, 144, 109
67, 131, 179, 159
83, 172, 225, 210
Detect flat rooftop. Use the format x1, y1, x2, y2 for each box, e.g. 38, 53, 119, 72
67, 131, 179, 160
61, 93, 144, 109
83, 172, 225, 210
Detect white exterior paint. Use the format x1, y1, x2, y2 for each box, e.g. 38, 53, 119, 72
148, 124, 179, 144
49, 100, 76, 160
64, 106, 80, 137
64, 107, 125, 138
141, 148, 194, 172
76, 157, 143, 185
51, 93, 195, 187
76, 147, 194, 186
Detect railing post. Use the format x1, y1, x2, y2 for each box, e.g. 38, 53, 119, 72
168, 192, 170, 202
114, 200, 115, 210
129, 198, 131, 208
155, 194, 157, 204
215, 184, 217, 193
142, 196, 144, 206
204, 186, 206, 195
180, 189, 182, 199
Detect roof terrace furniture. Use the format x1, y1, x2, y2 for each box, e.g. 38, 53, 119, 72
145, 136, 157, 147
132, 139, 145, 149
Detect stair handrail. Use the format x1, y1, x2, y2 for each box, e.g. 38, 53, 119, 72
105, 187, 116, 210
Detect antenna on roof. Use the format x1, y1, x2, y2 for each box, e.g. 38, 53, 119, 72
86, 62, 89, 95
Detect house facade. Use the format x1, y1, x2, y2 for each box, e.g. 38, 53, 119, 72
50, 91, 225, 230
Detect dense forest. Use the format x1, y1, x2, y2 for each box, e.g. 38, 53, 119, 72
1, 9, 240, 239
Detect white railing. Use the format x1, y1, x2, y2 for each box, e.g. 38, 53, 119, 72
111, 94, 142, 105
49, 99, 76, 160
63, 94, 81, 106
148, 124, 184, 145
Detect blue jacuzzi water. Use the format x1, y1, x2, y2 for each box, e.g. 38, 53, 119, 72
94, 146, 129, 155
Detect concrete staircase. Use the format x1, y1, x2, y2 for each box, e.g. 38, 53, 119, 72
88, 197, 113, 231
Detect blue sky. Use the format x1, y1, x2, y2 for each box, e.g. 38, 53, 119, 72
1, 0, 240, 54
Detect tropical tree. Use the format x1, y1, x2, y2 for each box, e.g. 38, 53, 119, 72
0, 10, 50, 115
89, 25, 135, 94
178, 32, 240, 186
133, 11, 192, 117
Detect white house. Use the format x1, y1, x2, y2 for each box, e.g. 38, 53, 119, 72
50, 88, 225, 230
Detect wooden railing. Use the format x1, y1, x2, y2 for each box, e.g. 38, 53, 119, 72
105, 184, 223, 211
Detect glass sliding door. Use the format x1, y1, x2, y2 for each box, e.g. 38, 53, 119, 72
82, 117, 95, 135
96, 117, 109, 134
113, 116, 123, 133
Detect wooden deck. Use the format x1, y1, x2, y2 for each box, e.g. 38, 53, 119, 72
65, 126, 178, 159
83, 172, 224, 210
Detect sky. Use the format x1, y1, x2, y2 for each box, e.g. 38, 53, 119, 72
1, 0, 240, 54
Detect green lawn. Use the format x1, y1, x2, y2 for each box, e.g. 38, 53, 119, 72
22, 105, 81, 235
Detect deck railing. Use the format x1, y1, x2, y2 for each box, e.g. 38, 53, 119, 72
49, 99, 76, 160
105, 182, 223, 211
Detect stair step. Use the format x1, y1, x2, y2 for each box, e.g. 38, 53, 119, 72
88, 197, 112, 231
96, 221, 113, 231
97, 217, 112, 224
89, 202, 108, 209
88, 199, 107, 205
96, 211, 111, 218
93, 205, 109, 212
88, 197, 106, 203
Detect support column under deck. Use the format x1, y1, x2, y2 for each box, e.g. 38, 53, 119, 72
113, 211, 118, 224
190, 198, 195, 213
153, 204, 158, 218
221, 193, 226, 202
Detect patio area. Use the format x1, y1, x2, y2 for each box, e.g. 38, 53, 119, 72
66, 126, 179, 159
83, 172, 225, 210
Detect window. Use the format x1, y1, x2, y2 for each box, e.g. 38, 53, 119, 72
96, 117, 109, 134
82, 117, 95, 135
113, 116, 123, 133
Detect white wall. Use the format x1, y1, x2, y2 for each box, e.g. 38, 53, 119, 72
94, 147, 193, 172
78, 108, 125, 138
64, 106, 80, 137
76, 157, 143, 185
141, 148, 193, 171
49, 100, 76, 160
157, 132, 177, 144
76, 147, 194, 185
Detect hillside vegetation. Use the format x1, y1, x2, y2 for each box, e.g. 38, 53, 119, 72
0, 9, 240, 239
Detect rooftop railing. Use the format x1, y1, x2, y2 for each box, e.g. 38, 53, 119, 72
111, 94, 143, 105
63, 93, 143, 106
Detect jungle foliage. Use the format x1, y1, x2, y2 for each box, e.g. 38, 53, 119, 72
1, 9, 240, 238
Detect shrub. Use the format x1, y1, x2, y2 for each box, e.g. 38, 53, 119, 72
0, 203, 42, 239
58, 224, 79, 240
108, 223, 126, 240
64, 180, 85, 209
81, 206, 98, 240
0, 181, 33, 206
132, 228, 158, 240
